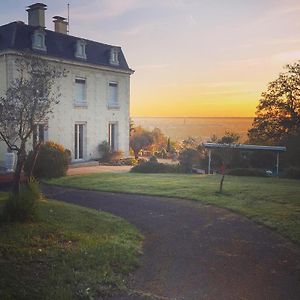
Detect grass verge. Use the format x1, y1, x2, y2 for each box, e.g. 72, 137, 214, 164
46, 173, 300, 244
0, 192, 142, 299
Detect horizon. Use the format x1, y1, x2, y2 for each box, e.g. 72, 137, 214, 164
0, 1, 299, 117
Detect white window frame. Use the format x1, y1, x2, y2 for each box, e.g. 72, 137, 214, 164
74, 122, 86, 160
108, 122, 118, 152
74, 77, 87, 107
107, 81, 119, 109
33, 123, 48, 148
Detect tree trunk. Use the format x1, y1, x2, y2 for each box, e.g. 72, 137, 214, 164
134, 150, 139, 159
12, 143, 26, 195
219, 174, 225, 193
29, 142, 41, 177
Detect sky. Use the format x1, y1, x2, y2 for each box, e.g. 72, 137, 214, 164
0, 0, 300, 117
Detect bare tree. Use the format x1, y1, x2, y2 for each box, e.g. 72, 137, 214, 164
0, 52, 67, 194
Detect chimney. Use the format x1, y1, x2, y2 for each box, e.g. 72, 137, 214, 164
53, 16, 68, 34
27, 3, 47, 27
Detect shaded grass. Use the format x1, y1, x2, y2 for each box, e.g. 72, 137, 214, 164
46, 173, 300, 244
0, 192, 142, 299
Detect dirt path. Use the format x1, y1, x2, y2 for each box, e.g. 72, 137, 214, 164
43, 185, 300, 300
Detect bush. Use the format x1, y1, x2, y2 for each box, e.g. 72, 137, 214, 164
24, 141, 69, 179
119, 157, 138, 166
131, 161, 179, 173
149, 155, 158, 163
283, 167, 300, 179
178, 149, 202, 173
2, 177, 40, 222
226, 168, 267, 177
98, 141, 112, 162
110, 150, 124, 162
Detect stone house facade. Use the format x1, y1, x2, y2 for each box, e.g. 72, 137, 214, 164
0, 3, 134, 165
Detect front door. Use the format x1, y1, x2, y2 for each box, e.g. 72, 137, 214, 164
75, 124, 84, 160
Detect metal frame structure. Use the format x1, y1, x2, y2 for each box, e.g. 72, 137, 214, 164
203, 143, 287, 175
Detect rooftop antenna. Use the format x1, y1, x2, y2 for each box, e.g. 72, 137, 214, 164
67, 3, 70, 34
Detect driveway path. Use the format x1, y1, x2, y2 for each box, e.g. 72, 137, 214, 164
43, 185, 300, 300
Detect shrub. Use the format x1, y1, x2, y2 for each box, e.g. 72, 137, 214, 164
120, 157, 138, 166
226, 168, 267, 177
98, 141, 111, 162
178, 149, 202, 173
131, 161, 179, 173
110, 150, 124, 162
149, 155, 158, 163
283, 167, 300, 179
24, 141, 69, 179
2, 177, 40, 222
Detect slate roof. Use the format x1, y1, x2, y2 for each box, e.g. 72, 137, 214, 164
0, 21, 133, 73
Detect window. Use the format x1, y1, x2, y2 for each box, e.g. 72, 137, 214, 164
32, 29, 46, 51
108, 123, 118, 151
75, 39, 87, 59
75, 78, 86, 106
109, 48, 119, 65
108, 82, 119, 108
74, 123, 85, 160
33, 124, 48, 148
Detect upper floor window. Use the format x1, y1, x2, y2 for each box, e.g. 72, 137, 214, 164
109, 48, 119, 66
108, 82, 119, 108
75, 39, 87, 60
32, 29, 46, 51
75, 78, 87, 106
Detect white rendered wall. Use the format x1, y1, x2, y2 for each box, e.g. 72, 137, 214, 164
0, 53, 131, 165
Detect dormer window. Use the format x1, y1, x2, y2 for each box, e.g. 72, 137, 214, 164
32, 29, 46, 51
109, 48, 119, 66
75, 39, 87, 60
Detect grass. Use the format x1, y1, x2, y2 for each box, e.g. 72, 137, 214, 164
0, 192, 142, 300
46, 173, 300, 244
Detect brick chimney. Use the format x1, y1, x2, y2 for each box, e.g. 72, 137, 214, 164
26, 3, 47, 27
53, 16, 68, 34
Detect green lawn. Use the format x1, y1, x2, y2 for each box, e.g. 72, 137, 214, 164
46, 173, 300, 244
0, 192, 142, 300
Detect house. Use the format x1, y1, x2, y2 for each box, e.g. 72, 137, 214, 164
0, 3, 134, 165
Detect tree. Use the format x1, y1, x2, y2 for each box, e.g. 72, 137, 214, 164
129, 126, 154, 158
0, 53, 66, 194
248, 61, 300, 145
217, 131, 240, 144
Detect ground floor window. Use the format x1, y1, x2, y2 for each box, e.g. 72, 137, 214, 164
33, 124, 48, 148
75, 123, 85, 160
108, 122, 118, 152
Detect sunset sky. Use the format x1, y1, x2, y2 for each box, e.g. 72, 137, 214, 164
1, 0, 300, 117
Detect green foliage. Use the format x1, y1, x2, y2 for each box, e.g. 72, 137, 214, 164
149, 155, 158, 163
248, 61, 300, 144
283, 167, 300, 179
98, 141, 124, 163
227, 168, 267, 177
24, 141, 69, 179
119, 157, 138, 166
217, 131, 240, 144
0, 194, 142, 298
131, 161, 179, 173
178, 148, 202, 173
129, 126, 154, 158
46, 173, 300, 244
2, 177, 40, 222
